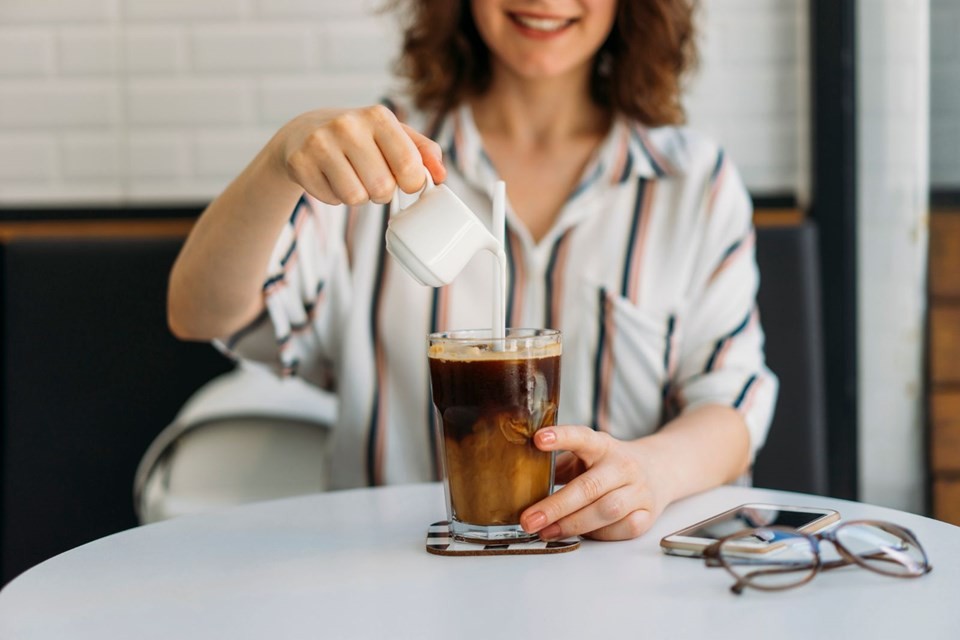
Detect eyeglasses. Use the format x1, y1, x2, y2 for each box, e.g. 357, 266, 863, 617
703, 520, 932, 595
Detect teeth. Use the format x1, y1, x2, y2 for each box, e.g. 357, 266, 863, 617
513, 15, 571, 32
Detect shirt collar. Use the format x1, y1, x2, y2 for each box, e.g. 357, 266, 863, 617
431, 105, 682, 248
435, 105, 675, 201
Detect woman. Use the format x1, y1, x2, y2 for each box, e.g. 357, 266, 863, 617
168, 0, 777, 541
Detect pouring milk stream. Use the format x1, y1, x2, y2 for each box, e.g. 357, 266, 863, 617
385, 168, 507, 345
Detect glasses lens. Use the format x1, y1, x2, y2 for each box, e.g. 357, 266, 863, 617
835, 523, 928, 576
719, 528, 817, 590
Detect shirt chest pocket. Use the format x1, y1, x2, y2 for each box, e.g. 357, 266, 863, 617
561, 282, 679, 440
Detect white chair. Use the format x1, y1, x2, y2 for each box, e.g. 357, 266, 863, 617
135, 363, 338, 525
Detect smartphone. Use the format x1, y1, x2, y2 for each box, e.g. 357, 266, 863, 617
659, 503, 840, 557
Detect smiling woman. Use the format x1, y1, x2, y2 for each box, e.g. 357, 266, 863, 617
392, 0, 697, 125
470, 1, 618, 80
167, 0, 777, 542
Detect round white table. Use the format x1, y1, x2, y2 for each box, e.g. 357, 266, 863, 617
1, 484, 957, 639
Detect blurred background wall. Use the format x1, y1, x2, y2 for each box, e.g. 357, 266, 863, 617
0, 0, 947, 515
0, 0, 397, 203
0, 0, 806, 204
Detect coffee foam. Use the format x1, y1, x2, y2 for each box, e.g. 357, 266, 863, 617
428, 340, 561, 362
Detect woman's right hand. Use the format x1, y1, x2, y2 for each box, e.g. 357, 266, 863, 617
275, 105, 446, 206
171, 104, 444, 341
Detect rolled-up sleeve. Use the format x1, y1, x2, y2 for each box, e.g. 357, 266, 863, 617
214, 195, 350, 390
672, 152, 779, 458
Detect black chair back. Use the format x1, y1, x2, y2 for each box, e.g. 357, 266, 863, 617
0, 237, 231, 585
752, 221, 829, 495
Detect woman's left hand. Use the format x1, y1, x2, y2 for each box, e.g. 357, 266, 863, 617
520, 425, 671, 541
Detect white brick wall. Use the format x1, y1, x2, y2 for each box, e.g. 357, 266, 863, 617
0, 132, 57, 180
318, 19, 401, 74
0, 79, 120, 127
0, 0, 118, 23
127, 132, 190, 178
122, 0, 249, 22
931, 0, 960, 188
257, 75, 391, 126
686, 0, 808, 197
0, 29, 56, 76
191, 25, 313, 73
192, 128, 273, 178
61, 132, 120, 179
122, 28, 189, 73
126, 78, 254, 125
0, 0, 806, 204
59, 27, 120, 75
255, 0, 381, 19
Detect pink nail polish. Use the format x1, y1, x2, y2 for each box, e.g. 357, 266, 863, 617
539, 430, 556, 445
525, 511, 547, 531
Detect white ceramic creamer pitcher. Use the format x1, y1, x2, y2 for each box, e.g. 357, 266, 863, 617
385, 169, 501, 287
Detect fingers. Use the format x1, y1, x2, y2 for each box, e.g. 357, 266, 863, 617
534, 425, 612, 466
286, 150, 341, 205
372, 120, 425, 196
553, 489, 654, 542
521, 459, 627, 535
522, 426, 657, 541
323, 107, 391, 205
538, 485, 636, 539
286, 135, 347, 205
584, 508, 654, 541
402, 123, 446, 186
286, 105, 444, 206
532, 485, 654, 542
344, 140, 396, 205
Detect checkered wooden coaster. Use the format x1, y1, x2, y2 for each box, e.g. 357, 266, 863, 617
425, 520, 581, 556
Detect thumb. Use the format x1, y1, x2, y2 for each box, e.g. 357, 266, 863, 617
402, 123, 447, 184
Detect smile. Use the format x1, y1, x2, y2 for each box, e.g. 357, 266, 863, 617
508, 12, 577, 33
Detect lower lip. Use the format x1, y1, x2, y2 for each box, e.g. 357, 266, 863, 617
509, 17, 573, 41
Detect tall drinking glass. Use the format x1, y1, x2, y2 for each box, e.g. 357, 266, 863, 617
428, 328, 561, 543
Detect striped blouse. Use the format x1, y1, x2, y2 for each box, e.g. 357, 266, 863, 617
219, 101, 779, 490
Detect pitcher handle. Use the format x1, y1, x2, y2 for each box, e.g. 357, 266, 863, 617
390, 166, 435, 217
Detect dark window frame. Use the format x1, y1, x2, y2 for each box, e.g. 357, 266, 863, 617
809, 0, 859, 500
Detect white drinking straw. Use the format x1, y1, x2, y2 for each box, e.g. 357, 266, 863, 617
492, 180, 507, 346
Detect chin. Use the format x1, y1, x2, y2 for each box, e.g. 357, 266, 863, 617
506, 56, 586, 81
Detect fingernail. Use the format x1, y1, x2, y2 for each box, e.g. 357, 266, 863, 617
524, 511, 547, 531
538, 430, 556, 445
539, 524, 562, 540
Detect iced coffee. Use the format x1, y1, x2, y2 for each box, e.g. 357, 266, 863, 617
428, 329, 561, 543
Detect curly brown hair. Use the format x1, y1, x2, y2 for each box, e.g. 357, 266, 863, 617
388, 0, 699, 126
